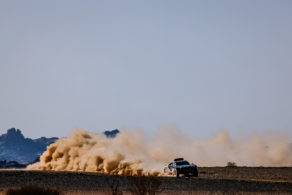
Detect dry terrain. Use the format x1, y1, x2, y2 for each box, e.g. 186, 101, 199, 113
0, 167, 291, 194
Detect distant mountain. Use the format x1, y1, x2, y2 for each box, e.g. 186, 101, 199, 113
0, 128, 58, 163
104, 129, 120, 138
0, 128, 120, 164
0, 160, 27, 168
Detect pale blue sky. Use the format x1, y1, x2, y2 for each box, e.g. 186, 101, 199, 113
0, 0, 291, 138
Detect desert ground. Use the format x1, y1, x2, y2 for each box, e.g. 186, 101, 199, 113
0, 167, 292, 194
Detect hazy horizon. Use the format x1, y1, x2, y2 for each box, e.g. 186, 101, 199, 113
1, 0, 292, 139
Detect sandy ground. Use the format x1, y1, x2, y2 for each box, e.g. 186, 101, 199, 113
0, 167, 291, 194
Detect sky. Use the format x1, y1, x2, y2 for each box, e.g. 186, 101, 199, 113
0, 0, 291, 138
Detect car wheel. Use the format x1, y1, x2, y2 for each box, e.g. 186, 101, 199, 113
173, 169, 177, 176
193, 168, 198, 177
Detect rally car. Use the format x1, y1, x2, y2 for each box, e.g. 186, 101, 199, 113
164, 158, 198, 177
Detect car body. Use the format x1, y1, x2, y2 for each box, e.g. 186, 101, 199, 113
164, 158, 198, 177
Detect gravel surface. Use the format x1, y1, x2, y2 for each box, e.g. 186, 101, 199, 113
0, 167, 291, 194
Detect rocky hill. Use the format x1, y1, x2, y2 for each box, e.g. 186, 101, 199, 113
104, 129, 120, 138
0, 128, 120, 164
0, 128, 58, 163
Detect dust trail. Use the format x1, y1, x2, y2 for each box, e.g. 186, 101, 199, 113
28, 129, 163, 175
27, 126, 292, 175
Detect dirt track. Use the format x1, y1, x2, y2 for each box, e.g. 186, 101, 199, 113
0, 167, 292, 194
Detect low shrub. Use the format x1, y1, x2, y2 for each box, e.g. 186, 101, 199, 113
127, 176, 163, 195
226, 162, 237, 167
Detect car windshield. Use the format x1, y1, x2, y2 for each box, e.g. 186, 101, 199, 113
176, 161, 190, 166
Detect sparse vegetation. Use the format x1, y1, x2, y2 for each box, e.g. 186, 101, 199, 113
106, 175, 123, 195
127, 176, 163, 195
0, 168, 291, 194
226, 162, 237, 167
5, 186, 60, 195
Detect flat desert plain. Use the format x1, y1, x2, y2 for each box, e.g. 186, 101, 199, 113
0, 167, 291, 194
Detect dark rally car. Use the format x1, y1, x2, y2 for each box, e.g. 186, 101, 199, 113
164, 158, 198, 177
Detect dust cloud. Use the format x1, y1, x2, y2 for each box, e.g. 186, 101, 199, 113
28, 126, 292, 175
